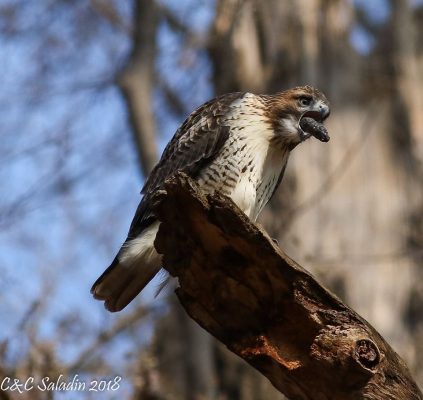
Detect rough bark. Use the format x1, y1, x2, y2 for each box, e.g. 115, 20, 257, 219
152, 173, 422, 400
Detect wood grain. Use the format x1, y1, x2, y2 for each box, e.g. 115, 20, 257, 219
152, 173, 422, 400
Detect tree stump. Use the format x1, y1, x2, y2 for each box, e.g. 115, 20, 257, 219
152, 173, 422, 400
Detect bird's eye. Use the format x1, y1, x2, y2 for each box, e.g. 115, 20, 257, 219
299, 97, 312, 107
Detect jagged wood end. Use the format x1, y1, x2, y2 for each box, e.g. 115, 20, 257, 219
151, 172, 422, 400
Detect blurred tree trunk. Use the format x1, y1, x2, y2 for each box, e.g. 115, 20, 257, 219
387, 0, 423, 386
118, 0, 159, 174
154, 299, 216, 400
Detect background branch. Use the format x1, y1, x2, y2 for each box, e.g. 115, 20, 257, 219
117, 0, 159, 175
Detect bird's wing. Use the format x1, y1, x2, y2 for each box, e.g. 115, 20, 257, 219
268, 163, 288, 204
127, 92, 245, 238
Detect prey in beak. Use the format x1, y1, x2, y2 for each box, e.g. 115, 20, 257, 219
299, 108, 330, 142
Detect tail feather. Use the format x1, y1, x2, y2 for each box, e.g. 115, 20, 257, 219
91, 222, 161, 312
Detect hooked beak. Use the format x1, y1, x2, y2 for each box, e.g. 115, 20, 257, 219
298, 103, 330, 142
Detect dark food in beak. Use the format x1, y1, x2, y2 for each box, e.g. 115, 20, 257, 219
299, 110, 330, 142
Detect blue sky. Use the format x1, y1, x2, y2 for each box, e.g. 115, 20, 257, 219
0, 4, 216, 393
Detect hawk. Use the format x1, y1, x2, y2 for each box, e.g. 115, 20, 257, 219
92, 85, 330, 312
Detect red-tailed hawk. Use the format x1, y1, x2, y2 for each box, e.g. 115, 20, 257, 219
92, 86, 330, 312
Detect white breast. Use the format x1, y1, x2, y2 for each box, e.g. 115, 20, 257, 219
225, 94, 289, 220
197, 93, 289, 221
229, 142, 288, 220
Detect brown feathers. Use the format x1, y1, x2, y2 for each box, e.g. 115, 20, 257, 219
262, 85, 329, 138
91, 86, 330, 312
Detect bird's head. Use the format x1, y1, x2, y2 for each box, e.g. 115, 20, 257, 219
265, 85, 330, 148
